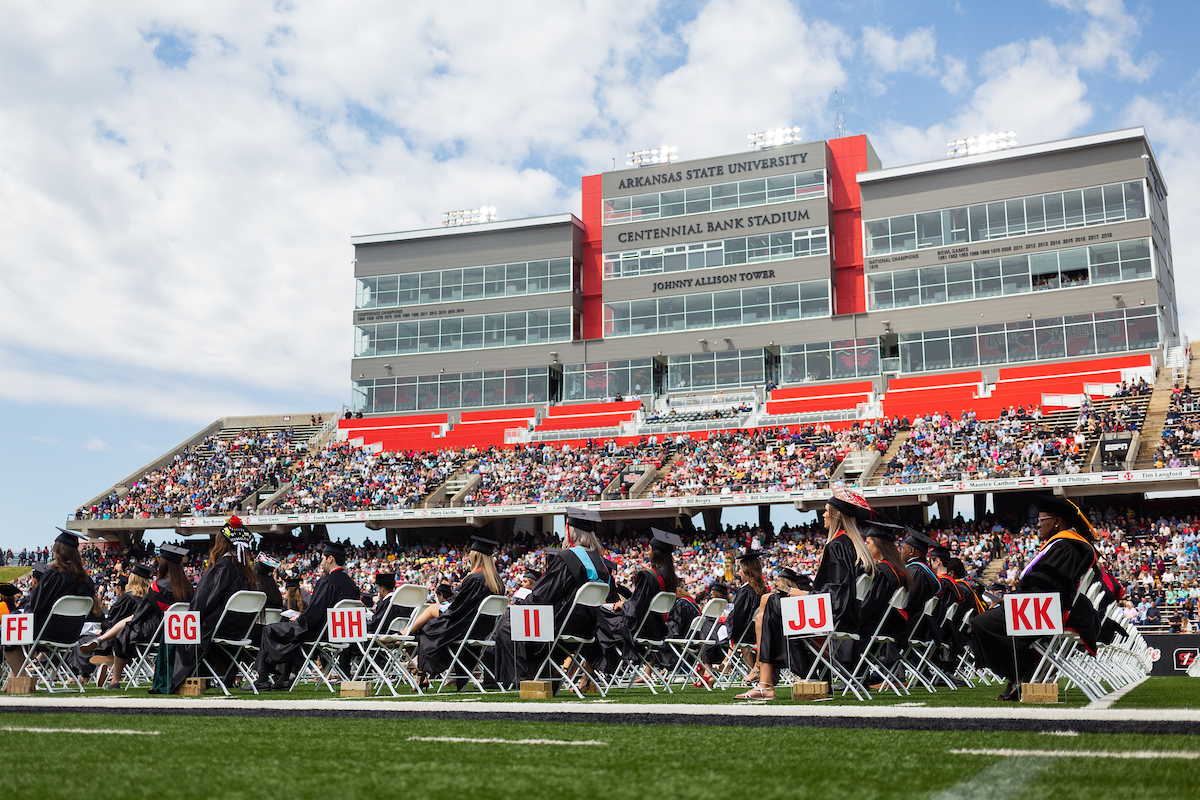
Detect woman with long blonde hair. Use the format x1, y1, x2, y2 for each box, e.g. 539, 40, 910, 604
408, 535, 504, 688
736, 485, 874, 700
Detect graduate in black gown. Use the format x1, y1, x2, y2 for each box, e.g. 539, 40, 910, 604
853, 522, 912, 674
725, 548, 767, 681
608, 528, 682, 671
367, 572, 403, 634
741, 486, 875, 700
970, 494, 1098, 701
162, 521, 258, 694
4, 529, 95, 677
254, 541, 359, 691
489, 508, 611, 691
409, 535, 504, 687
928, 545, 970, 674
898, 529, 942, 650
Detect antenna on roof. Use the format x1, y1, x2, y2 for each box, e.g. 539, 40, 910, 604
834, 88, 846, 139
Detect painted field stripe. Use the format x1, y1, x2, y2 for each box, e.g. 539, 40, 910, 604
951, 748, 1200, 760
407, 736, 606, 746
0, 726, 160, 736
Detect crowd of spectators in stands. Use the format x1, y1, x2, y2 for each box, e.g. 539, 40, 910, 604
1156, 384, 1200, 468
648, 422, 895, 497
79, 430, 302, 520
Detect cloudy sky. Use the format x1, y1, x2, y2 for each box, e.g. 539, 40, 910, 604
0, 0, 1196, 549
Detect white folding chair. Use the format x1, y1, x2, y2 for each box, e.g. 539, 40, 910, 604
613, 591, 677, 694
665, 597, 728, 690
13, 595, 93, 693
433, 594, 510, 693
902, 597, 956, 692
354, 584, 429, 696
198, 590, 266, 695
793, 622, 868, 700
845, 587, 910, 697
290, 599, 364, 692
123, 602, 190, 688
532, 581, 611, 699
1029, 570, 1108, 700
260, 608, 283, 625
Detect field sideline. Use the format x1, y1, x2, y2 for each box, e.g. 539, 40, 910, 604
0, 678, 1197, 798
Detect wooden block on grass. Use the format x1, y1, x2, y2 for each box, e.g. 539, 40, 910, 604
341, 681, 369, 698
1020, 682, 1059, 703
520, 680, 553, 699
175, 678, 207, 696
791, 681, 829, 700
4, 676, 35, 694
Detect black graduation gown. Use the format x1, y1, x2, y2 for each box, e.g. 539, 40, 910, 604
256, 567, 359, 675
416, 572, 499, 677
659, 596, 699, 668
857, 560, 904, 642
104, 592, 140, 632
369, 592, 416, 635
602, 569, 671, 668
490, 547, 610, 686
970, 530, 1097, 683
902, 558, 942, 647
935, 574, 969, 664
760, 533, 862, 670
166, 556, 251, 693
114, 578, 191, 661
725, 583, 764, 645
14, 567, 94, 648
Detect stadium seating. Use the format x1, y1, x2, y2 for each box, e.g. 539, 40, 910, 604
764, 380, 874, 416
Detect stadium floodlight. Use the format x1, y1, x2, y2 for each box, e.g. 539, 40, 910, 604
747, 126, 803, 150
946, 131, 1017, 158
441, 207, 498, 227
626, 146, 678, 167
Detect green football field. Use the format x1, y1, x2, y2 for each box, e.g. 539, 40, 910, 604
0, 710, 1196, 800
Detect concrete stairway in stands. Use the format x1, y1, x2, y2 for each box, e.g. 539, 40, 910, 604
1132, 362, 1184, 468
867, 430, 910, 485
425, 461, 480, 507
636, 449, 686, 498
980, 556, 1006, 583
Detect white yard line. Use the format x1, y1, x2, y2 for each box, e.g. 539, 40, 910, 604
0, 726, 159, 735
929, 755, 1051, 800
408, 736, 606, 746
1086, 675, 1149, 709
950, 748, 1200, 760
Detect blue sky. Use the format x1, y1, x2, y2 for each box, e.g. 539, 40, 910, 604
0, 0, 1197, 549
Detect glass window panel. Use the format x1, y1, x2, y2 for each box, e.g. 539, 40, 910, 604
604, 196, 630, 224
398, 273, 419, 304
1094, 311, 1126, 352
503, 312, 526, 347
419, 271, 441, 304
461, 376, 483, 407
1043, 192, 1065, 230
1026, 195, 1046, 233
855, 343, 880, 376
685, 293, 713, 329
1030, 251, 1059, 291
1124, 181, 1146, 219
1035, 319, 1066, 360
738, 179, 766, 206
1125, 311, 1159, 350
946, 264, 974, 302
1063, 190, 1085, 227
685, 186, 711, 215
441, 269, 463, 302
1083, 186, 1105, 224
1057, 247, 1088, 287
418, 320, 440, 353
986, 201, 1007, 239
660, 296, 685, 332
711, 183, 738, 211
462, 316, 483, 350
484, 265, 505, 298
890, 215, 916, 252
1001, 256, 1030, 295
923, 337, 951, 371
766, 175, 796, 202
526, 261, 549, 293
724, 236, 747, 265
440, 317, 462, 351
1119, 239, 1152, 280
870, 274, 893, 310
505, 263, 527, 296
831, 341, 857, 379
660, 190, 685, 217
692, 357, 716, 388
807, 350, 831, 381
919, 266, 946, 305
664, 251, 687, 272
1102, 183, 1125, 222
916, 211, 943, 248
899, 340, 924, 373
1089, 242, 1121, 283
527, 309, 549, 344
944, 207, 969, 244
1064, 315, 1095, 357
1006, 199, 1026, 236
746, 234, 771, 262
893, 269, 920, 307
484, 314, 505, 347
631, 193, 659, 220
866, 220, 891, 256
462, 268, 484, 300
549, 308, 573, 341
741, 355, 765, 385
630, 299, 657, 336
439, 380, 459, 409
968, 204, 988, 241
742, 287, 771, 325
950, 334, 979, 368
978, 324, 1007, 365
549, 259, 572, 292
771, 284, 800, 320
1006, 321, 1036, 363
712, 290, 741, 327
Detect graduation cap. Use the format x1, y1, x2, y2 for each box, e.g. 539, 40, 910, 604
777, 567, 803, 584
54, 527, 86, 548
0, 583, 18, 596
256, 553, 280, 570
160, 544, 189, 564
827, 485, 874, 520
929, 545, 953, 565
709, 582, 729, 596
470, 535, 499, 556
616, 585, 632, 600
1032, 494, 1096, 540
117, 574, 129, 587
522, 568, 542, 582
285, 576, 301, 589
864, 521, 906, 543
902, 529, 937, 552
322, 542, 347, 560
31, 562, 49, 577
131, 563, 153, 579
565, 507, 601, 533
650, 528, 683, 552
374, 572, 396, 590
736, 547, 761, 562
436, 583, 453, 599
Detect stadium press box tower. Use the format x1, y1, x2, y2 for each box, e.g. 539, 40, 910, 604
349, 128, 1176, 419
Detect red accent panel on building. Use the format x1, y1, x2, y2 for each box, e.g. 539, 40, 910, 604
580, 174, 605, 339
826, 136, 870, 315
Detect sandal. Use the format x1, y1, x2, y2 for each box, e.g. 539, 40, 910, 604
735, 684, 774, 701
742, 667, 760, 686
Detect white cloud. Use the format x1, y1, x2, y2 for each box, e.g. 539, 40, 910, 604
82, 437, 108, 451
1050, 0, 1156, 80
861, 26, 937, 75
940, 55, 970, 95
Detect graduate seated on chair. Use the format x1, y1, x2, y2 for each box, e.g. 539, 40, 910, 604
253, 541, 359, 692
405, 535, 504, 691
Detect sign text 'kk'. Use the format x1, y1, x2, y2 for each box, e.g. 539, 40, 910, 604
1003, 592, 1063, 636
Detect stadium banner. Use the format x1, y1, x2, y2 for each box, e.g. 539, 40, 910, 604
511, 605, 554, 642
0, 614, 34, 646
1143, 634, 1200, 676
1003, 593, 1062, 636
327, 607, 367, 643
781, 593, 834, 636
164, 610, 201, 644
155, 466, 1200, 531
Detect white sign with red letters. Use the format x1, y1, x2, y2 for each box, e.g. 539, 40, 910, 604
1003, 592, 1063, 636
781, 593, 834, 637
164, 610, 201, 644
327, 607, 367, 643
1, 614, 34, 646
511, 605, 554, 642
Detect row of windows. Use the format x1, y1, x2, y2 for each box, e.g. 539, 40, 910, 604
868, 238, 1152, 311
780, 337, 881, 384
602, 281, 830, 338
355, 258, 574, 309
602, 227, 828, 280
865, 180, 1146, 257
666, 349, 767, 392
897, 309, 1159, 373
351, 368, 553, 414
563, 359, 654, 401
354, 308, 574, 357
602, 170, 826, 225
